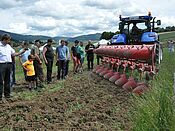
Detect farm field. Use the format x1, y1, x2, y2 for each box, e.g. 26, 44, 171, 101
0, 68, 133, 130
0, 31, 175, 130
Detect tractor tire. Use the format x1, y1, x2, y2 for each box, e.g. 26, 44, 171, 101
160, 48, 163, 61
155, 43, 162, 64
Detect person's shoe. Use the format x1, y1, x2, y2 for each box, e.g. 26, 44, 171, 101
34, 86, 37, 90
35, 83, 44, 88
4, 95, 14, 101
47, 81, 51, 84
4, 94, 12, 98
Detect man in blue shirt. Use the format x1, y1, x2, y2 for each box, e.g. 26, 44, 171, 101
56, 40, 70, 80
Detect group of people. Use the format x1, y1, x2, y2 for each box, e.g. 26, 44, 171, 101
71, 40, 96, 73
0, 33, 101, 100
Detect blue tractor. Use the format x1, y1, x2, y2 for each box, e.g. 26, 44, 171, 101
111, 12, 162, 64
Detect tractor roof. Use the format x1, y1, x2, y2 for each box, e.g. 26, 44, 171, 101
120, 15, 153, 23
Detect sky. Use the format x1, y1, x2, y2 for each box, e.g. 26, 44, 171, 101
0, 0, 175, 37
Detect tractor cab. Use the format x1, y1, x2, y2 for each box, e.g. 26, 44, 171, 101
111, 12, 161, 45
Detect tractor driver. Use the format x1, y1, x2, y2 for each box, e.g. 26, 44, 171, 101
131, 23, 141, 42
131, 23, 140, 35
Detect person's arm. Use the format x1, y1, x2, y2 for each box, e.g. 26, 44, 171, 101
18, 49, 23, 65
85, 45, 88, 52
55, 47, 59, 61
19, 56, 23, 65
35, 54, 42, 64
70, 47, 75, 60
23, 66, 29, 71
22, 62, 30, 71
31, 46, 42, 64
42, 46, 48, 64
66, 47, 70, 60
12, 48, 26, 57
33, 46, 42, 64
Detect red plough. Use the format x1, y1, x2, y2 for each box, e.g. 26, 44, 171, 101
93, 44, 158, 95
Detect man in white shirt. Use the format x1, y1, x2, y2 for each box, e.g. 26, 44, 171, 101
0, 34, 26, 100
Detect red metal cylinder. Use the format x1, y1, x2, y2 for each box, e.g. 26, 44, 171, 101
94, 45, 154, 61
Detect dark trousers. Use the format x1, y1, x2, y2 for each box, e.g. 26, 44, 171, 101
46, 60, 53, 82
57, 60, 66, 79
97, 55, 102, 65
65, 60, 69, 76
0, 63, 12, 98
22, 67, 27, 81
87, 54, 94, 69
33, 60, 44, 83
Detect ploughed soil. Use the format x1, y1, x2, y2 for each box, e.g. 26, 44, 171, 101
0, 70, 133, 130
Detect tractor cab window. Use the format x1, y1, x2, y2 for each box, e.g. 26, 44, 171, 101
130, 23, 145, 34
122, 24, 129, 35
130, 23, 145, 43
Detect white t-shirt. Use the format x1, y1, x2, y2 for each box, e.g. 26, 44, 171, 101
0, 41, 15, 63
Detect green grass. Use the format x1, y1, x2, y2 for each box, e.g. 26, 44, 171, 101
13, 33, 175, 130
159, 31, 175, 42
131, 49, 175, 131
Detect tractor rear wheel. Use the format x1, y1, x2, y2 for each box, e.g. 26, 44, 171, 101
155, 43, 162, 64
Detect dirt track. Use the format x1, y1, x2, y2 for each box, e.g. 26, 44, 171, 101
0, 71, 133, 130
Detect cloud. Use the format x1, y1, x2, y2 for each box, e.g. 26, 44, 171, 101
29, 17, 57, 31
0, 0, 22, 9
8, 22, 31, 34
0, 0, 174, 37
82, 0, 131, 10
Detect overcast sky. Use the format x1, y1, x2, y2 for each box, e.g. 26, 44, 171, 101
0, 0, 174, 37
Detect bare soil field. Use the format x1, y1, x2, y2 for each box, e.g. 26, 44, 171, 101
0, 71, 133, 130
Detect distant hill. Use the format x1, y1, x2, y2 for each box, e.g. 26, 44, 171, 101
0, 30, 51, 42
67, 33, 101, 42
0, 30, 101, 42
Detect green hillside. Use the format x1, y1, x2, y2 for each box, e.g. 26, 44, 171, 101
0, 30, 101, 43
159, 31, 175, 42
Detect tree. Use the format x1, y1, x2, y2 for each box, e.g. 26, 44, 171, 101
100, 31, 116, 40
